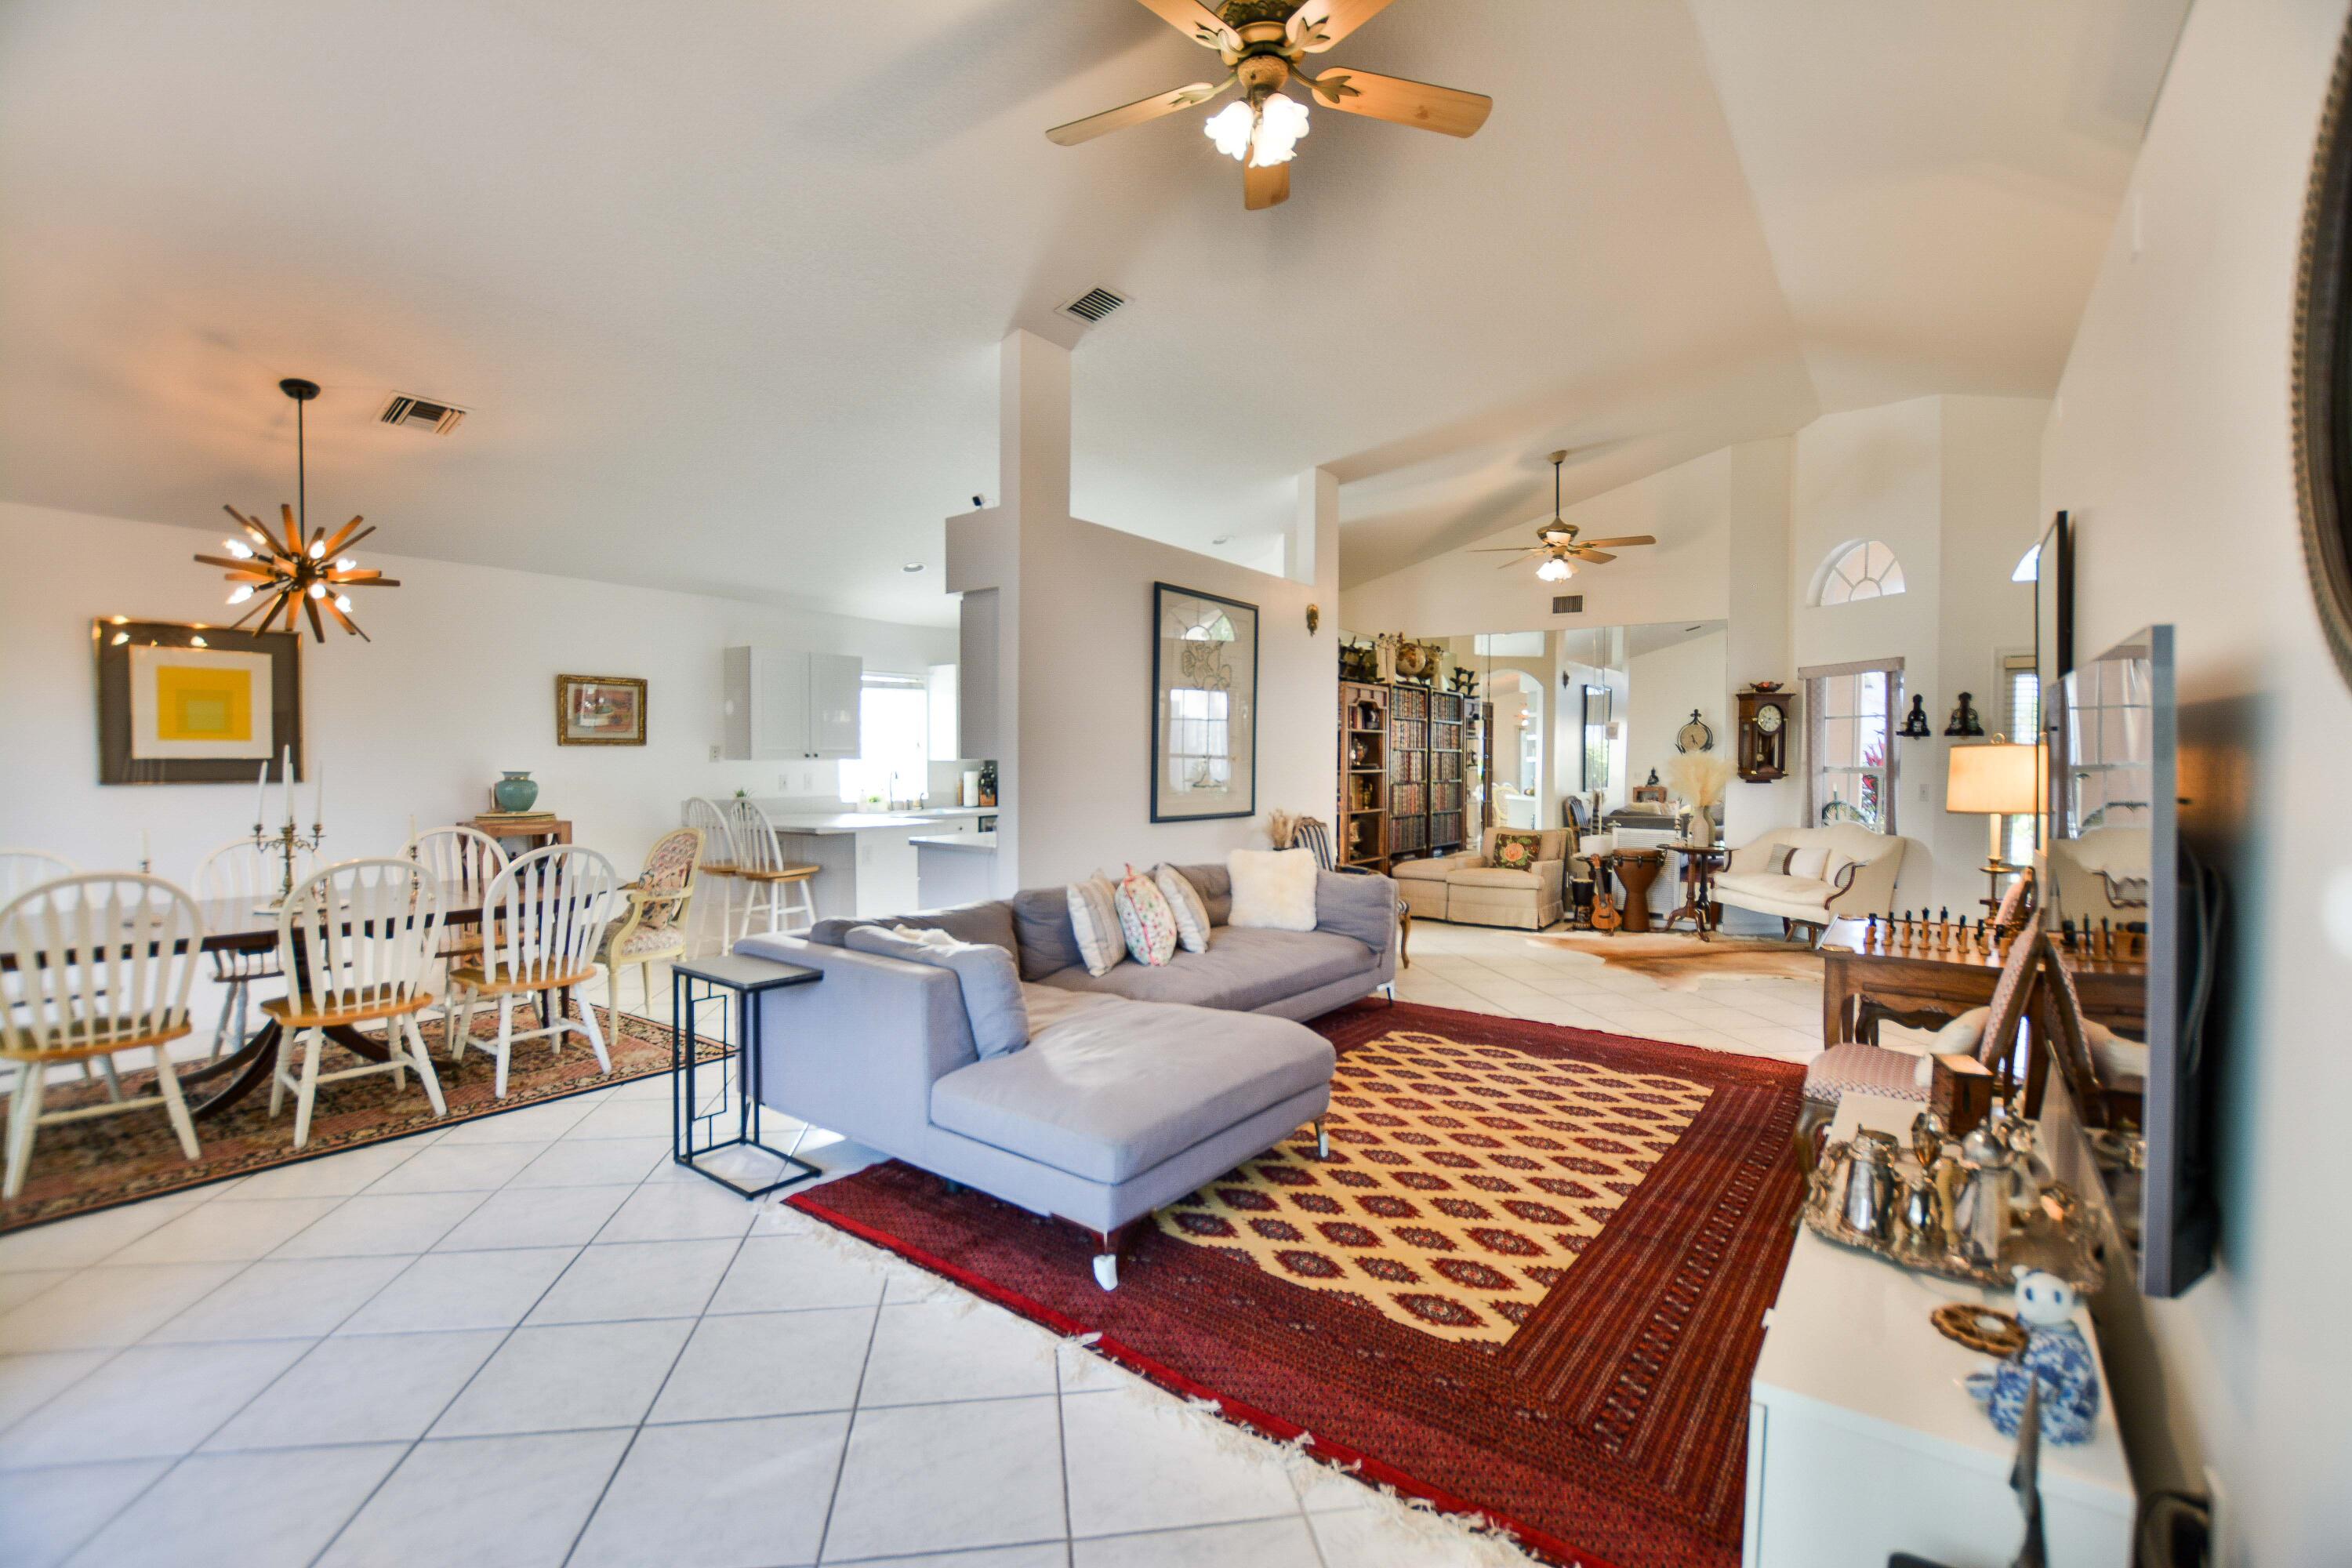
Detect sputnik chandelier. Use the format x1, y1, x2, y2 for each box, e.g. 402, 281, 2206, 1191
194, 377, 400, 641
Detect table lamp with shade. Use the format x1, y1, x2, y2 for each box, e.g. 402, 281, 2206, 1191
1944, 740, 2045, 908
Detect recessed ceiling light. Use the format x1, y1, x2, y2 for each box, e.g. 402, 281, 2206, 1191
902, 562, 924, 573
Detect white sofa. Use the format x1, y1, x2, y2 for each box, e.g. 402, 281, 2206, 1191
1714, 824, 1908, 938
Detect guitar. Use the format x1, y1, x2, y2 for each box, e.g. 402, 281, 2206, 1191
1590, 889, 1622, 934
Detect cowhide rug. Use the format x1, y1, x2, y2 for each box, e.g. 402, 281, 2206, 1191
1530, 931, 1824, 990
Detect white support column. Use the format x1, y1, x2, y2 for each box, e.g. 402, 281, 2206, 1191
999, 328, 1071, 524
1288, 466, 1337, 590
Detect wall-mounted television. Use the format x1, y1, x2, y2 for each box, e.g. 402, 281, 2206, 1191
2047, 625, 2220, 1298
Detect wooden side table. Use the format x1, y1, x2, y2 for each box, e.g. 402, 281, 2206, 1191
466, 817, 572, 855
1662, 841, 1728, 940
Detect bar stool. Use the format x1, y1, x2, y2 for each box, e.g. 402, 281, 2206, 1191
724, 800, 819, 939
683, 797, 740, 955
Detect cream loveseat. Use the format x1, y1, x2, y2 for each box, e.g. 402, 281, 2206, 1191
1388, 826, 1570, 930
1713, 823, 1907, 938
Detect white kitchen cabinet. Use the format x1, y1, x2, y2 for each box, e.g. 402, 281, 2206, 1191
722, 648, 862, 760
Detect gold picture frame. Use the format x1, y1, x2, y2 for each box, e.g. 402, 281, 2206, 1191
555, 673, 646, 746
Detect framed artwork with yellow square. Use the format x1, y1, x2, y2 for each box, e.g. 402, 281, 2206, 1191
95, 619, 303, 786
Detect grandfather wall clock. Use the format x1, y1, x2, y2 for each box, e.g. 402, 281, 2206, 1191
1736, 688, 1794, 782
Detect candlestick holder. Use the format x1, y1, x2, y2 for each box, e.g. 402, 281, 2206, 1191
253, 815, 325, 914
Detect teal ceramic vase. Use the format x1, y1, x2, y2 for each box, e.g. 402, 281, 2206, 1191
494, 771, 539, 811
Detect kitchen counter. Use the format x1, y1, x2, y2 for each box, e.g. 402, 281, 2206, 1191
909, 833, 996, 852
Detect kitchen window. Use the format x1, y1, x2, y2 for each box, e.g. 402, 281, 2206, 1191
839, 673, 930, 807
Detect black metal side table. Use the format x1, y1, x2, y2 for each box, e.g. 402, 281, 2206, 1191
669, 953, 822, 1200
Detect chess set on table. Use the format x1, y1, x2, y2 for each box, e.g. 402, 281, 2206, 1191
1855, 909, 2147, 964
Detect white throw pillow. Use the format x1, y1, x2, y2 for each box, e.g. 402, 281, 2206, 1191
1065, 876, 1127, 977
1154, 864, 1212, 953
1821, 851, 1856, 889
1228, 848, 1319, 932
1784, 845, 1830, 881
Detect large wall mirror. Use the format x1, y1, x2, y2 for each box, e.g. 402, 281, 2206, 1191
2296, 16, 2352, 686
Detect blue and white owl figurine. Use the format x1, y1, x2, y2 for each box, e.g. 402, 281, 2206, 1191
1965, 1269, 2100, 1446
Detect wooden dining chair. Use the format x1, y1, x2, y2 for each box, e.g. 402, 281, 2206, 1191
597, 828, 702, 1019
682, 797, 739, 956
448, 845, 621, 1098
402, 826, 509, 1047
2, 873, 206, 1199
724, 799, 818, 942
0, 849, 129, 1105
194, 836, 317, 1063
266, 859, 449, 1149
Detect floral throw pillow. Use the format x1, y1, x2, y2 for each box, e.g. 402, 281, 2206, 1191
1489, 831, 1544, 872
1112, 864, 1178, 967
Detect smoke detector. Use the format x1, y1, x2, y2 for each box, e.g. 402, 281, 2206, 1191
378, 393, 468, 435
1057, 286, 1127, 326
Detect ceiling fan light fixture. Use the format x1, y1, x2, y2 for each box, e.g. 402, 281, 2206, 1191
1251, 93, 1309, 165
1537, 557, 1574, 583
1205, 100, 1254, 161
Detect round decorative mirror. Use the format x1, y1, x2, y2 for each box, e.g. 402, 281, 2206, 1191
2296, 16, 2352, 684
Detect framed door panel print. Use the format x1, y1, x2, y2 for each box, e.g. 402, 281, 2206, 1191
557, 673, 646, 746
95, 619, 302, 785
1151, 583, 1258, 822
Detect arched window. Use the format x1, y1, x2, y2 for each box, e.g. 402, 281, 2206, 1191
1817, 540, 1907, 605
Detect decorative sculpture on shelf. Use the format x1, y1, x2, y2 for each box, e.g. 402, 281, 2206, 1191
1966, 1269, 2100, 1446
1900, 694, 1933, 737
1945, 691, 1986, 736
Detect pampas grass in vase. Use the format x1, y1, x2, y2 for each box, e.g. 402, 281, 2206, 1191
1665, 753, 1733, 847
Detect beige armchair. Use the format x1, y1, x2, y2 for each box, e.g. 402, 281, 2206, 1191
1714, 823, 1907, 938
1389, 826, 1570, 930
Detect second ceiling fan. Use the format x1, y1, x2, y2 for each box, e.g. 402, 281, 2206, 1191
1471, 451, 1657, 583
1046, 0, 1492, 209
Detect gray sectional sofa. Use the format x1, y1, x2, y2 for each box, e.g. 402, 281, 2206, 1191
735, 862, 1399, 1289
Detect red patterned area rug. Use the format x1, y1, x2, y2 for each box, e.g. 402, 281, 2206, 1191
1, 1004, 718, 1232
788, 1000, 1807, 1568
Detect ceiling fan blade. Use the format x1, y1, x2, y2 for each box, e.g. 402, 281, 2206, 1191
1574, 535, 1657, 549
1046, 76, 1234, 145
1245, 159, 1290, 210
1466, 546, 1541, 554
1287, 0, 1397, 53
1131, 0, 1237, 50
1571, 550, 1617, 564
1496, 554, 1539, 572
1300, 68, 1492, 138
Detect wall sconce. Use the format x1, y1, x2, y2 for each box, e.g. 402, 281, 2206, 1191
1305, 604, 1320, 634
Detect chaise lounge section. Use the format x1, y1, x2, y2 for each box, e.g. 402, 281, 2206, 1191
735, 862, 1398, 1287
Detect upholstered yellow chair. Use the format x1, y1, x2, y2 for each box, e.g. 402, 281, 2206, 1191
598, 827, 703, 1018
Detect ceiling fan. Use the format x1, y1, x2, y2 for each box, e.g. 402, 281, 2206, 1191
1470, 451, 1657, 583
1045, 0, 1492, 210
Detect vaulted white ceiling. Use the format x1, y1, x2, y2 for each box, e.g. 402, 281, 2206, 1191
0, 0, 2184, 626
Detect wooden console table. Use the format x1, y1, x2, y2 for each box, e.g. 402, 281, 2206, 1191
1817, 917, 2144, 1111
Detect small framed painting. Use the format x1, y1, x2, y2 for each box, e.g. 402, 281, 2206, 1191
1151, 583, 1258, 822
94, 619, 302, 785
556, 673, 646, 746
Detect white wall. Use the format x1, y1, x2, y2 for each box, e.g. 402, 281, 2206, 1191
952, 332, 1339, 892
1625, 629, 1727, 800
0, 501, 957, 882
1722, 437, 1800, 845
1788, 394, 2047, 914
2038, 0, 2352, 1558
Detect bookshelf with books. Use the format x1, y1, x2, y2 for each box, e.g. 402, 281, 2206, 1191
1428, 689, 1465, 853
1388, 684, 1430, 858
1338, 681, 1389, 870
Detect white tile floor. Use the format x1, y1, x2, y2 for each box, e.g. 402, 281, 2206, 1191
0, 924, 1840, 1568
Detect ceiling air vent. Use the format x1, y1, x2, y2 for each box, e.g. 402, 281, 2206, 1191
1552, 594, 1584, 615
378, 394, 468, 435
1058, 286, 1127, 325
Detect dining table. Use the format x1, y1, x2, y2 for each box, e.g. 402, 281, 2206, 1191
2, 882, 583, 1121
